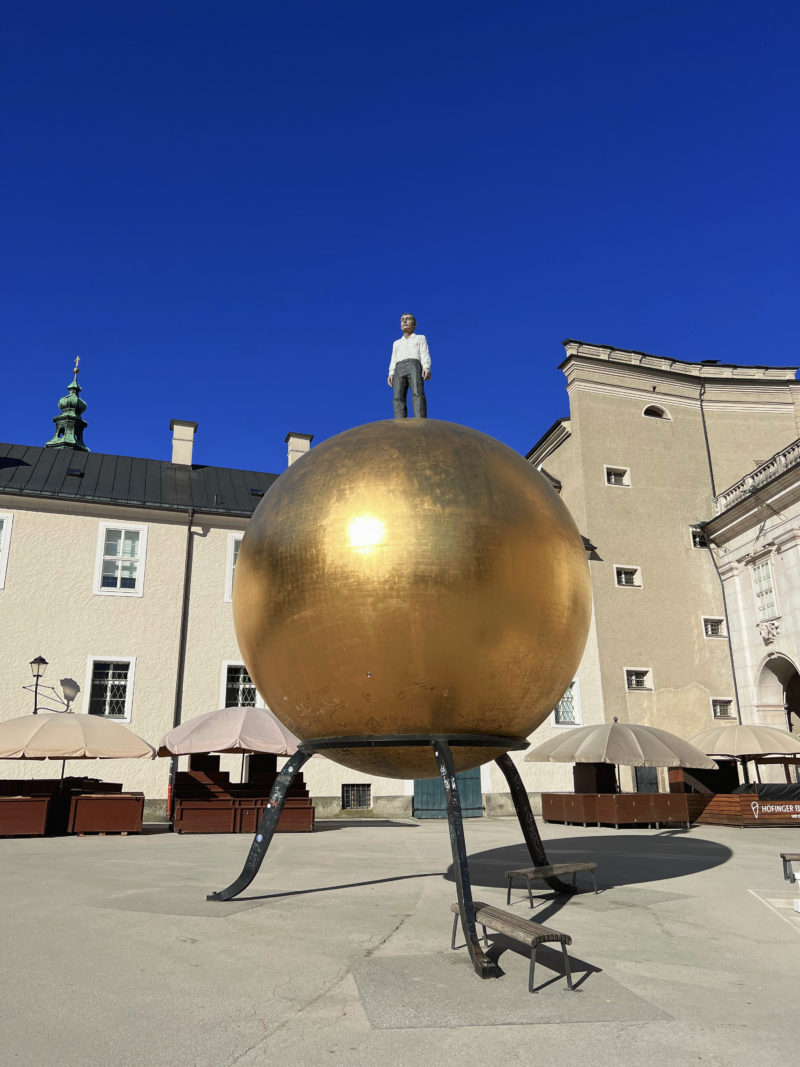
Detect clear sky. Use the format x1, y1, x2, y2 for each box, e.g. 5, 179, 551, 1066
3, 1, 798, 475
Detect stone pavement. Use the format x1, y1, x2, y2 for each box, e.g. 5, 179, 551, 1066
1, 816, 798, 1066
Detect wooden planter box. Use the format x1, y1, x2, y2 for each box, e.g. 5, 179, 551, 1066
0, 796, 49, 837
68, 793, 145, 835
173, 799, 236, 834
695, 793, 800, 827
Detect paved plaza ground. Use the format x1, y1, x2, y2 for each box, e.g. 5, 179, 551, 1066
2, 815, 799, 1066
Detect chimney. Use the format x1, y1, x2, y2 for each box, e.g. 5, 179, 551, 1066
170, 420, 198, 465
285, 431, 313, 467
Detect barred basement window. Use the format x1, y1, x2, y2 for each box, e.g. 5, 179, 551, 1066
691, 529, 708, 549
342, 784, 371, 809
225, 664, 257, 707
88, 660, 132, 718
703, 617, 726, 638
626, 669, 651, 691
712, 699, 734, 719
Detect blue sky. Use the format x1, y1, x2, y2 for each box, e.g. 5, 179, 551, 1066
3, 1, 798, 474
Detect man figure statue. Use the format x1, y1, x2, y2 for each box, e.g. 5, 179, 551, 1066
388, 314, 431, 418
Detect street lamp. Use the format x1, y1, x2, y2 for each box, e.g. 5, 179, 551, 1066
24, 657, 80, 714
29, 656, 48, 715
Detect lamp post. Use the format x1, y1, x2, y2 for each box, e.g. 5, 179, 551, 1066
29, 656, 48, 715
24, 658, 79, 714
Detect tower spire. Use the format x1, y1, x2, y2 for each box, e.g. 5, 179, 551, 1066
45, 358, 89, 451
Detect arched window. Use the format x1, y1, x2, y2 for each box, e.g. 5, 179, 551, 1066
642, 404, 670, 420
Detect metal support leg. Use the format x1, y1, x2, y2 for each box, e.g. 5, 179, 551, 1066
433, 738, 501, 979
207, 751, 311, 902
494, 753, 577, 895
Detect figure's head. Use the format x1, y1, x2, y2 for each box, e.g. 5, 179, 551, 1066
400, 314, 416, 335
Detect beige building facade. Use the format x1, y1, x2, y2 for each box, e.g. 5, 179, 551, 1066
521, 340, 800, 795
704, 439, 800, 761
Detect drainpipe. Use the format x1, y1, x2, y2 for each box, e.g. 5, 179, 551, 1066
698, 381, 716, 497
167, 508, 196, 818
705, 539, 744, 726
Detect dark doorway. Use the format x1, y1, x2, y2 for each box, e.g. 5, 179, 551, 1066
634, 766, 659, 792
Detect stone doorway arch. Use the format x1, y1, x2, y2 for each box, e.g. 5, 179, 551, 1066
755, 653, 800, 733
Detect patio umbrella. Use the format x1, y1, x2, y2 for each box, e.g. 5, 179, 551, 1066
158, 705, 299, 757
0, 712, 155, 760
524, 720, 718, 769
688, 723, 800, 783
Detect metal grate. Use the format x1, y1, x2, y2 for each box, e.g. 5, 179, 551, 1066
712, 699, 734, 719
226, 664, 256, 707
89, 661, 130, 718
691, 529, 708, 549
342, 784, 371, 809
704, 618, 725, 637
606, 468, 627, 486
554, 683, 577, 724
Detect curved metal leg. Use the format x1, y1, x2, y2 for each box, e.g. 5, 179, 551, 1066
495, 752, 576, 895
207, 750, 311, 902
433, 738, 501, 979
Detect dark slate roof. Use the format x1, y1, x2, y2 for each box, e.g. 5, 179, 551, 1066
0, 443, 279, 517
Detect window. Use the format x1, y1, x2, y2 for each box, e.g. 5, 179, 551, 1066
604, 465, 630, 487
87, 659, 134, 719
342, 784, 371, 809
752, 559, 778, 621
643, 405, 670, 419
691, 528, 708, 549
703, 617, 726, 638
225, 533, 244, 602
615, 566, 641, 588
0, 512, 13, 589
94, 523, 147, 596
553, 681, 581, 726
224, 664, 258, 708
712, 699, 734, 720
625, 668, 652, 691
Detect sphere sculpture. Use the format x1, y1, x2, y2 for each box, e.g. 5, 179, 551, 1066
233, 419, 591, 779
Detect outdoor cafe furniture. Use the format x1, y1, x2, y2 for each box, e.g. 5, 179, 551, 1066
172, 754, 314, 834
0, 795, 50, 836
67, 791, 145, 835
541, 791, 712, 829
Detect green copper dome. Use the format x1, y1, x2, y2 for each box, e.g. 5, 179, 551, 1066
45, 358, 89, 451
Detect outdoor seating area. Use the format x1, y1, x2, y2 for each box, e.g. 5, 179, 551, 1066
0, 777, 142, 837
172, 753, 314, 834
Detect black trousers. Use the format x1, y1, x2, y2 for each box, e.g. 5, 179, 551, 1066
392, 359, 427, 419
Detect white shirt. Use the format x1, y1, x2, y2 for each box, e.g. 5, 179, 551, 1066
389, 333, 431, 376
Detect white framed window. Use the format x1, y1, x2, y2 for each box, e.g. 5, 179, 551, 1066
0, 512, 13, 589
711, 698, 734, 720
703, 616, 726, 638
691, 528, 708, 549
615, 565, 642, 588
642, 404, 671, 420
552, 680, 582, 726
84, 657, 135, 720
752, 558, 778, 621
93, 522, 148, 597
224, 533, 244, 602
625, 667, 652, 691
221, 661, 265, 709
604, 465, 631, 487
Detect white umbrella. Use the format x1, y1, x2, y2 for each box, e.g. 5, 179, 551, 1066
525, 720, 718, 769
688, 723, 800, 758
158, 705, 299, 757
0, 712, 155, 760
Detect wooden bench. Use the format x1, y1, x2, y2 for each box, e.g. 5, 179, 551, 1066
450, 901, 574, 993
505, 862, 598, 905
780, 853, 800, 884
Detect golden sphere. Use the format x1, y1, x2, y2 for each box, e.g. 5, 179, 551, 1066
234, 420, 591, 779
